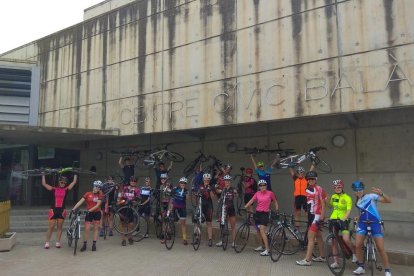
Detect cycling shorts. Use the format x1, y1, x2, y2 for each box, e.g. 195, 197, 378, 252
308, 214, 322, 233
356, 221, 383, 238
174, 206, 187, 219
294, 195, 308, 211
244, 193, 254, 204
85, 211, 102, 224
48, 208, 67, 220
226, 206, 236, 218
139, 204, 151, 217
202, 202, 214, 222
255, 211, 269, 226
330, 219, 351, 234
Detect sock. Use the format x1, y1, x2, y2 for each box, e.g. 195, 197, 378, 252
385, 268, 391, 272
357, 262, 364, 268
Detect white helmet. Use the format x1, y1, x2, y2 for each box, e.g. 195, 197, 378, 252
179, 177, 188, 183
203, 173, 211, 179
93, 180, 103, 189
160, 173, 168, 179
258, 179, 267, 186
223, 175, 232, 180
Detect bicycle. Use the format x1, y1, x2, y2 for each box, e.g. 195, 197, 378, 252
325, 219, 355, 276
100, 183, 117, 240
232, 167, 246, 216
191, 190, 205, 251
162, 207, 176, 250
141, 143, 184, 168
67, 210, 87, 256
359, 220, 383, 276
230, 141, 296, 158
182, 150, 209, 177
217, 188, 229, 251
276, 146, 332, 173
150, 189, 163, 239
17, 165, 96, 178
112, 200, 149, 242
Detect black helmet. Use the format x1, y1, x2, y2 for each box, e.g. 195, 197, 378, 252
305, 171, 318, 180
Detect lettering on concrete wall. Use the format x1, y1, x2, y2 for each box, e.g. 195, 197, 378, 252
120, 55, 413, 125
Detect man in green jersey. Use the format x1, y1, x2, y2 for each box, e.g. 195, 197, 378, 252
328, 179, 356, 267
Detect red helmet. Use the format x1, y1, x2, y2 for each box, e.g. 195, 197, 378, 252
332, 179, 344, 189
245, 168, 253, 174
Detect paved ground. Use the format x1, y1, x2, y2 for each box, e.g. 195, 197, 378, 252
1, 232, 412, 276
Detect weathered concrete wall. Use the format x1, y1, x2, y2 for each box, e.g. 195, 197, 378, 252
1, 0, 413, 135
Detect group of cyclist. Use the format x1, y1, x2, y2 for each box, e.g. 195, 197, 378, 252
41, 153, 392, 276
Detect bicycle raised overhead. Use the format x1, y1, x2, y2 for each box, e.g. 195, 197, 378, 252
140, 143, 184, 168
276, 146, 332, 173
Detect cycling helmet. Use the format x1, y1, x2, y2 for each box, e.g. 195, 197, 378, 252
203, 173, 212, 180
296, 166, 305, 173
256, 161, 265, 167
245, 168, 254, 174
160, 173, 168, 179
332, 179, 344, 189
223, 175, 232, 181
93, 180, 103, 189
179, 177, 188, 183
106, 175, 114, 181
258, 179, 267, 186
305, 171, 318, 180
352, 181, 364, 191
144, 177, 151, 181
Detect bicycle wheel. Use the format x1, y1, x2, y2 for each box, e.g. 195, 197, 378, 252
164, 219, 176, 250
192, 223, 201, 251
325, 234, 346, 276
164, 151, 184, 163
235, 194, 243, 216
183, 159, 199, 177
313, 156, 332, 173
67, 228, 73, 247
132, 215, 149, 242
281, 227, 301, 255
221, 222, 229, 251
366, 241, 374, 276
270, 226, 285, 262
234, 223, 250, 253
103, 217, 108, 240
154, 216, 162, 239
113, 206, 140, 235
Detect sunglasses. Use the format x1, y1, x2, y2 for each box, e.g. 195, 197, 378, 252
258, 184, 267, 187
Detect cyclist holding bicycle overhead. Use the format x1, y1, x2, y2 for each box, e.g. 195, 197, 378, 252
244, 179, 279, 256
198, 173, 216, 247
296, 171, 327, 266
328, 179, 357, 267
171, 177, 190, 245
288, 164, 314, 229
215, 175, 237, 248
250, 155, 279, 191
119, 156, 135, 185
71, 180, 103, 252
117, 176, 141, 246
155, 161, 173, 190
41, 174, 78, 249
352, 181, 392, 276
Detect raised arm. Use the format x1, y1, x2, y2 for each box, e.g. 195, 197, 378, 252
270, 154, 280, 169
250, 154, 258, 170
118, 156, 124, 168
167, 161, 173, 171
372, 187, 392, 203
67, 174, 78, 190
41, 174, 53, 191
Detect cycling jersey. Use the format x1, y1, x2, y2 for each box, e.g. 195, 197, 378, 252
120, 185, 140, 201
251, 190, 277, 212
222, 187, 236, 209
292, 176, 307, 197
160, 184, 173, 204
155, 168, 170, 189
172, 187, 188, 208
50, 187, 68, 209
83, 191, 103, 212
356, 193, 382, 222
255, 168, 272, 191
244, 176, 257, 195
199, 183, 213, 203
191, 171, 204, 191
306, 184, 326, 215
140, 186, 152, 204
330, 193, 352, 220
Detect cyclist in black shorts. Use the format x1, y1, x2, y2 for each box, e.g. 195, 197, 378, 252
139, 177, 152, 238
99, 176, 117, 237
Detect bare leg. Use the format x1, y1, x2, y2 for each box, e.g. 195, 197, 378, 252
259, 225, 269, 251
374, 237, 390, 269
56, 219, 64, 243
206, 221, 213, 240
229, 216, 236, 242
45, 220, 56, 243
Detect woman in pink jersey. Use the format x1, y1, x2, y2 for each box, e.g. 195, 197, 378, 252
42, 174, 78, 249
244, 179, 279, 256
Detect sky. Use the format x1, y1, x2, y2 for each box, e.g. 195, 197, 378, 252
0, 0, 103, 54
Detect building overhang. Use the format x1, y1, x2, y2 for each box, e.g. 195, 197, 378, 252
0, 124, 119, 146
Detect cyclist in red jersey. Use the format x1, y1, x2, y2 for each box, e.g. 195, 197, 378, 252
72, 180, 103, 252
42, 174, 78, 249
296, 171, 327, 266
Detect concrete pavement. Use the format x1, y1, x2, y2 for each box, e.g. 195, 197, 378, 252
1, 231, 413, 276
